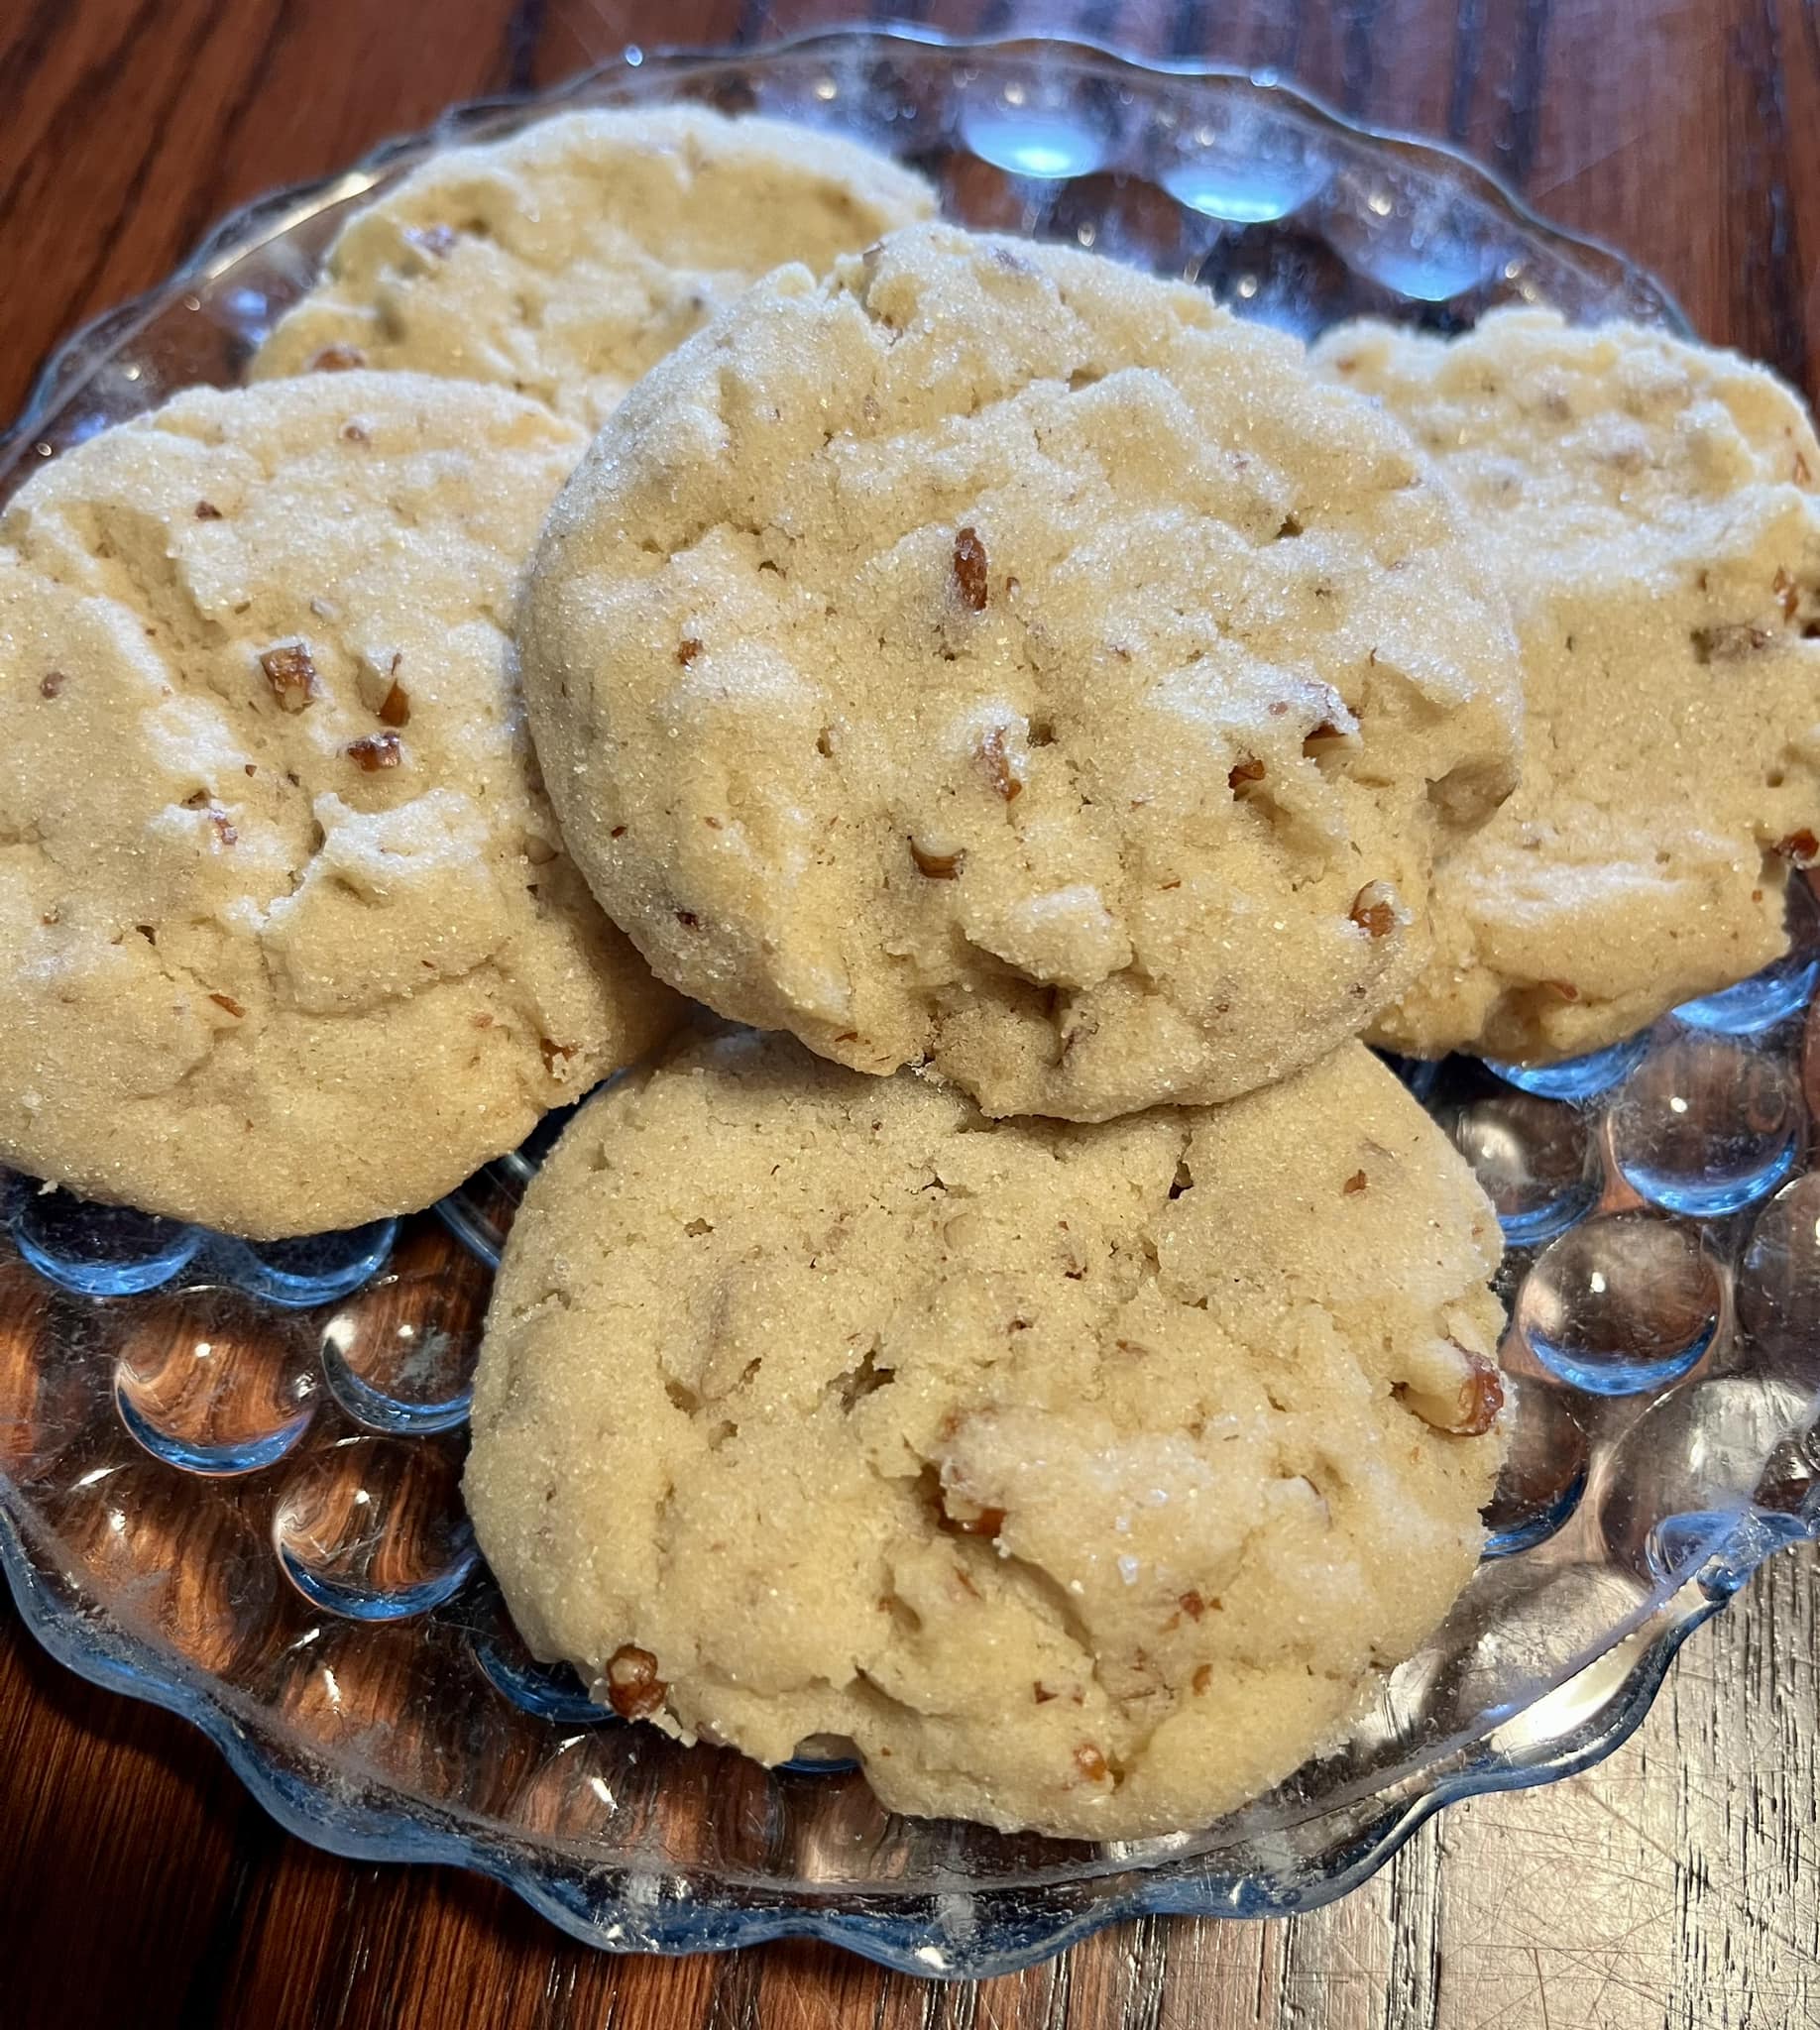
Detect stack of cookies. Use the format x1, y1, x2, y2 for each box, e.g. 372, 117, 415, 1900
3, 105, 1816, 1843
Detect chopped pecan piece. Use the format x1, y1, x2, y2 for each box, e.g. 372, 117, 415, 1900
1177, 1589, 1207, 1622
980, 726, 1023, 801
604, 1643, 667, 1720
910, 838, 964, 879
377, 676, 411, 727
677, 636, 703, 666
1776, 830, 1819, 867
208, 810, 238, 847
208, 992, 245, 1018
1228, 755, 1266, 792
261, 643, 319, 712
345, 731, 401, 771
1348, 882, 1399, 939
194, 500, 222, 520
1399, 1343, 1505, 1436
953, 526, 989, 612
949, 1505, 1005, 1539
1302, 717, 1353, 758
539, 1039, 577, 1075
308, 342, 367, 372
1074, 1744, 1109, 1783
1342, 1169, 1368, 1195
39, 671, 65, 699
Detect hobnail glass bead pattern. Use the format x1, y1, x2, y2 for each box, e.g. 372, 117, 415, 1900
1, 25, 1814, 1980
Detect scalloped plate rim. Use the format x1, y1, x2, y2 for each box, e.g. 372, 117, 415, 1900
0, 23, 1694, 473
0, 1483, 1737, 1974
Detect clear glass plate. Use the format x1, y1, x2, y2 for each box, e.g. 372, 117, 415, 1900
2, 22, 1816, 1980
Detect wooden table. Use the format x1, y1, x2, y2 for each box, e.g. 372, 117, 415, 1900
3, 3, 1817, 2026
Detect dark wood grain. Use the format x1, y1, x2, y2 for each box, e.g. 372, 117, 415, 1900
3, 4, 1819, 2027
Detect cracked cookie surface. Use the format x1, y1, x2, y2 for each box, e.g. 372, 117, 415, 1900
522, 223, 1523, 1120
0, 372, 681, 1237
1316, 308, 1820, 1063
252, 107, 935, 430
465, 1027, 1506, 1841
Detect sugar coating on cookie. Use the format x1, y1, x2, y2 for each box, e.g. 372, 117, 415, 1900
1316, 308, 1820, 1063
466, 1029, 1506, 1842
522, 224, 1523, 1121
0, 373, 682, 1238
252, 107, 936, 429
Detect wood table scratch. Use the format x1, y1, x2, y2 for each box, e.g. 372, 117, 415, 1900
2, 2, 1818, 2026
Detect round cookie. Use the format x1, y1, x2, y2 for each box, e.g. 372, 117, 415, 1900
1315, 308, 1820, 1063
466, 1029, 1507, 1842
521, 223, 1524, 1121
0, 373, 682, 1239
252, 107, 936, 429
